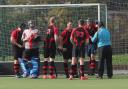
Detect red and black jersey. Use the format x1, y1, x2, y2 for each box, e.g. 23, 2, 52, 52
71, 27, 89, 46
61, 28, 72, 47
85, 24, 98, 37
11, 28, 23, 46
44, 25, 58, 48
85, 24, 98, 44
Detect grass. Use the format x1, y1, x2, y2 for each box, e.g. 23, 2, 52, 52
112, 54, 128, 64
0, 75, 128, 89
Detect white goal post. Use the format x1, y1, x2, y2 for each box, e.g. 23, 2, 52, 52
0, 3, 107, 27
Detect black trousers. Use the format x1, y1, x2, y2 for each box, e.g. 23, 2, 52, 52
98, 45, 113, 78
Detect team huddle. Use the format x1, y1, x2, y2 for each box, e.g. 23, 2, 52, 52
10, 16, 105, 80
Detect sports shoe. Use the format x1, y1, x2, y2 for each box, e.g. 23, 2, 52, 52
96, 76, 103, 79
42, 75, 48, 79
30, 74, 38, 79
80, 76, 88, 80
108, 76, 112, 79
49, 75, 56, 79
68, 75, 73, 80
22, 73, 28, 78
66, 75, 69, 78
15, 73, 22, 78
73, 74, 79, 78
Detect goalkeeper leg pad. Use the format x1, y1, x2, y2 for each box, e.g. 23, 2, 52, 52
18, 58, 30, 77
30, 57, 39, 78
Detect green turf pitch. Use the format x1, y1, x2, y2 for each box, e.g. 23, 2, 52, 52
0, 76, 128, 89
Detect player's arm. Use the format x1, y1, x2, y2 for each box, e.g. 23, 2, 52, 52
10, 32, 22, 48
58, 35, 63, 49
91, 32, 98, 43
29, 29, 41, 42
33, 30, 42, 42
54, 27, 59, 46
70, 29, 76, 46
85, 30, 89, 44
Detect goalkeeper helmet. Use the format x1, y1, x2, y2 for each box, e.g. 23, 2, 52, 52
28, 20, 35, 28
20, 23, 27, 30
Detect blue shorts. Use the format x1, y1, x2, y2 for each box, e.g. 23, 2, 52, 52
87, 44, 97, 57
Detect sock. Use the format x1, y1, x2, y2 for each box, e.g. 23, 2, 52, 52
64, 63, 69, 77
74, 64, 78, 76
49, 61, 55, 76
13, 61, 20, 75
42, 61, 48, 75
80, 65, 84, 77
89, 60, 96, 69
70, 65, 75, 76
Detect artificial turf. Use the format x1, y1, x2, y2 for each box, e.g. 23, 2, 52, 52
0, 75, 128, 89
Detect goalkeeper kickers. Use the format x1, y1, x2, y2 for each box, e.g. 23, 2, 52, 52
18, 57, 39, 78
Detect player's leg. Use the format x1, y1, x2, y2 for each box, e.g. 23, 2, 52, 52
87, 44, 93, 75
13, 47, 23, 78
19, 49, 31, 77
18, 58, 29, 78
29, 49, 40, 78
69, 46, 78, 80
89, 54, 96, 75
73, 59, 79, 78
89, 44, 97, 75
13, 59, 20, 78
49, 47, 57, 79
42, 47, 49, 79
79, 46, 88, 80
30, 57, 39, 78
69, 57, 77, 80
49, 58, 56, 79
63, 49, 69, 78
63, 59, 69, 78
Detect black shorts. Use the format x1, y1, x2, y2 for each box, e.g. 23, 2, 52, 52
72, 45, 85, 58
44, 47, 56, 59
62, 47, 72, 60
23, 48, 39, 60
87, 44, 97, 57
12, 46, 24, 60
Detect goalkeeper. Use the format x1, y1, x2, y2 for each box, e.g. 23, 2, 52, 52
21, 20, 41, 78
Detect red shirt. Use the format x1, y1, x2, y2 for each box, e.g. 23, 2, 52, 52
71, 27, 89, 46
11, 28, 23, 45
61, 28, 72, 47
44, 25, 59, 48
84, 24, 98, 37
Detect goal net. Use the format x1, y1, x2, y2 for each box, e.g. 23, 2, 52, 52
0, 3, 107, 61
